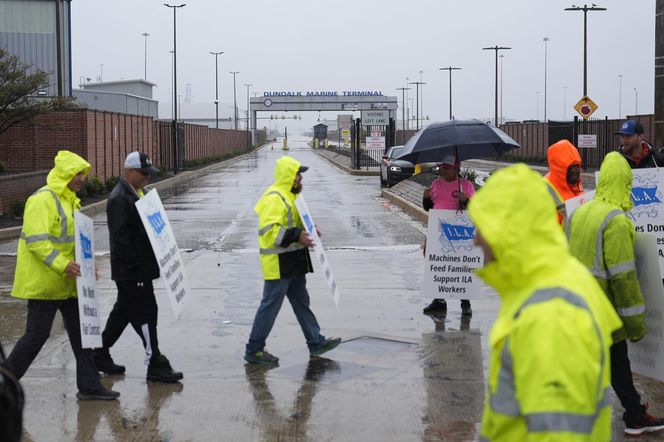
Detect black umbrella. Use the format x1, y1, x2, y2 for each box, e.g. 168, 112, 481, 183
396, 119, 520, 164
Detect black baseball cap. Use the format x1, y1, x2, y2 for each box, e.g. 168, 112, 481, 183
616, 120, 645, 136
298, 165, 309, 173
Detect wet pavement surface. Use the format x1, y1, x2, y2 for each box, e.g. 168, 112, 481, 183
1, 138, 663, 441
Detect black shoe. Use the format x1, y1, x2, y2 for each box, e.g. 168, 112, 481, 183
625, 403, 664, 435
423, 299, 447, 314
76, 386, 120, 401
461, 299, 473, 317
147, 354, 183, 383
244, 350, 280, 366
310, 337, 342, 358
93, 349, 125, 375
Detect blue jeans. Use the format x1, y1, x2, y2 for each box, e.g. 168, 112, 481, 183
246, 275, 325, 354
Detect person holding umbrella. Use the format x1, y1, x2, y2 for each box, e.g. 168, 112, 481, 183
422, 154, 475, 316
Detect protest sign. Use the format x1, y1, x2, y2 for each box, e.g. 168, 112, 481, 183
74, 212, 102, 349
564, 190, 595, 218
630, 233, 664, 383
135, 190, 190, 318
295, 196, 341, 306
423, 209, 484, 300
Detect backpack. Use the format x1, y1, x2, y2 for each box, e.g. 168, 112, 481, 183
0, 342, 24, 442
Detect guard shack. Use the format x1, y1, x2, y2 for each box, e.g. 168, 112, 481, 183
313, 123, 328, 148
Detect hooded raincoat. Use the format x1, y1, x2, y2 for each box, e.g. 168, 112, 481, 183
255, 156, 312, 280
544, 140, 584, 224
468, 164, 621, 441
12, 150, 91, 300
567, 152, 645, 342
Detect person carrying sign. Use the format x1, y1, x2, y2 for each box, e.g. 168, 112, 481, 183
244, 156, 341, 365
544, 139, 584, 224
468, 163, 622, 441
93, 151, 183, 383
6, 151, 119, 401
567, 152, 664, 436
422, 154, 474, 316
617, 120, 664, 168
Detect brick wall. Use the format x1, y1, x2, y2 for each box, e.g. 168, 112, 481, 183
0, 171, 48, 215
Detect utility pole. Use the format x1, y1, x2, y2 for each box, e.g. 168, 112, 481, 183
408, 80, 426, 130
210, 51, 223, 129
396, 87, 410, 133
244, 83, 252, 141
230, 71, 239, 130
439, 66, 461, 120
142, 32, 150, 80
164, 3, 186, 174
482, 45, 511, 127
55, 0, 63, 96
564, 4, 606, 97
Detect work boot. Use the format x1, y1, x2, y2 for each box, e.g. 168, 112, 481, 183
423, 298, 447, 314
461, 299, 473, 317
93, 349, 125, 375
310, 337, 342, 358
147, 354, 183, 383
76, 386, 120, 401
625, 404, 664, 436
244, 350, 279, 366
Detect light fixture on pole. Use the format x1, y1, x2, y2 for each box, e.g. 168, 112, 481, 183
164, 3, 186, 174
482, 45, 511, 127
564, 4, 606, 97
543, 37, 549, 122
210, 51, 223, 129
142, 32, 150, 80
396, 87, 411, 133
408, 80, 426, 130
439, 66, 461, 120
230, 71, 240, 130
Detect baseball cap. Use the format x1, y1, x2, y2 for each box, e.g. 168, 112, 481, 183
298, 165, 309, 173
440, 154, 460, 168
124, 151, 159, 174
616, 120, 644, 136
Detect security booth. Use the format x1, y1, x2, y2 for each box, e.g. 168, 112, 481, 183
313, 123, 328, 148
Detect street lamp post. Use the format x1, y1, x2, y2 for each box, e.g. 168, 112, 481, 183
543, 37, 549, 122
230, 71, 239, 130
142, 32, 150, 80
439, 66, 462, 120
482, 45, 511, 127
564, 4, 606, 97
396, 87, 410, 132
210, 51, 223, 129
244, 83, 252, 144
408, 80, 426, 130
164, 3, 186, 174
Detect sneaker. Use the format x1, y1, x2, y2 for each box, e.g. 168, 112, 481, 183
147, 354, 183, 383
625, 403, 664, 436
461, 299, 473, 317
93, 349, 125, 375
76, 386, 120, 401
423, 299, 447, 314
310, 337, 342, 358
244, 350, 279, 366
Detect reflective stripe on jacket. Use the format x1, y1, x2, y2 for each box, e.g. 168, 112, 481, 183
255, 156, 309, 280
567, 152, 645, 342
12, 151, 91, 300
468, 164, 621, 441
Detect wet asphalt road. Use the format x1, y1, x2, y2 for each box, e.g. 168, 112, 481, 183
1, 138, 663, 441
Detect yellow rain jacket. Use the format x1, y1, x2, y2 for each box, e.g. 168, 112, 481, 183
468, 164, 622, 442
255, 156, 312, 280
567, 152, 645, 342
12, 150, 91, 300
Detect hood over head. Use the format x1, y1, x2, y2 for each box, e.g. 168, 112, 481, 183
468, 163, 568, 294
46, 150, 91, 195
544, 139, 583, 199
595, 151, 633, 212
272, 156, 304, 189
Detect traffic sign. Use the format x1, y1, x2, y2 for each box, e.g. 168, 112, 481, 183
578, 134, 597, 149
361, 110, 389, 126
574, 96, 598, 120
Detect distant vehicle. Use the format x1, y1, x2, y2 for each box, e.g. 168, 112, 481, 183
380, 145, 414, 187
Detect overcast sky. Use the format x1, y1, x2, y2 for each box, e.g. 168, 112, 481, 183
72, 0, 656, 129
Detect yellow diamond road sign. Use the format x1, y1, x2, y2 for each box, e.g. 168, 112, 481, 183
574, 96, 598, 120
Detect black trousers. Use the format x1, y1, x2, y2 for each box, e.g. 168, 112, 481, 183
6, 298, 101, 392
611, 339, 642, 422
101, 280, 160, 362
